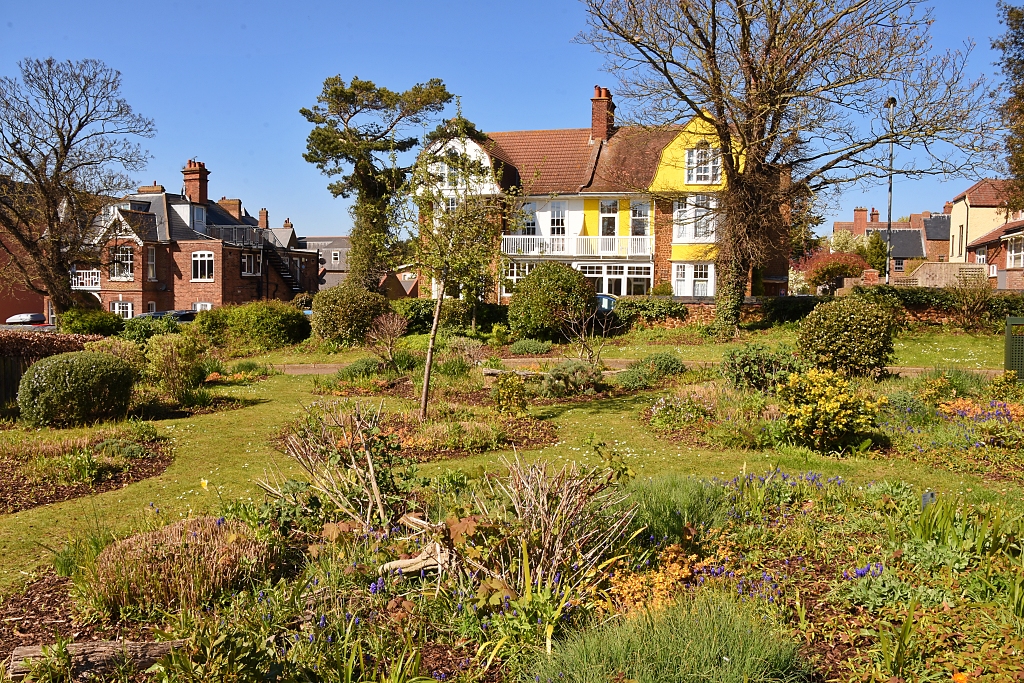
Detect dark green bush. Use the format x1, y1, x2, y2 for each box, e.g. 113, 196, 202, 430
720, 343, 804, 393
617, 352, 688, 391
614, 296, 688, 327
19, 352, 134, 426
989, 294, 1024, 326
508, 262, 593, 340
391, 298, 436, 334
508, 338, 552, 356
650, 282, 674, 296
119, 315, 180, 345
391, 298, 499, 334
760, 296, 826, 325
58, 309, 124, 336
311, 284, 390, 345
290, 292, 314, 309
226, 301, 311, 351
392, 349, 423, 372
851, 285, 954, 311
798, 297, 898, 377
192, 307, 231, 347
337, 357, 382, 380
540, 360, 603, 397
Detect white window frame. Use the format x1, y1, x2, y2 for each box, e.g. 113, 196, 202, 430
599, 200, 618, 236
1008, 235, 1024, 269
692, 263, 711, 296
894, 258, 905, 273
520, 202, 537, 235
110, 301, 133, 319
549, 201, 567, 236
686, 144, 721, 184
630, 201, 650, 236
674, 262, 716, 297
975, 246, 987, 265
109, 245, 134, 281
193, 206, 206, 230
606, 264, 624, 296
146, 246, 157, 281
192, 302, 213, 312
147, 301, 156, 313
502, 261, 535, 295
693, 194, 716, 240
192, 251, 215, 282
241, 251, 262, 276
673, 200, 687, 241
332, 250, 340, 263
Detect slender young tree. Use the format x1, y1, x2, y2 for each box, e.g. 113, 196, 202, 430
581, 0, 999, 334
301, 77, 453, 289
994, 2, 1024, 214
0, 58, 154, 312
406, 115, 508, 420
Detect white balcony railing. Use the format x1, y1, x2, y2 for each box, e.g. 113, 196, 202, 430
501, 235, 654, 258
71, 269, 101, 290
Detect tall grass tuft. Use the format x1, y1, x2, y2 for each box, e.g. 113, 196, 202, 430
77, 516, 273, 617
528, 591, 810, 683
622, 474, 728, 547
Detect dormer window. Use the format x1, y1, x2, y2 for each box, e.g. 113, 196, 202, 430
193, 206, 206, 230
686, 143, 721, 184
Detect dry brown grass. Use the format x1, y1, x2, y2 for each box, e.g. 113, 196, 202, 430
78, 516, 272, 617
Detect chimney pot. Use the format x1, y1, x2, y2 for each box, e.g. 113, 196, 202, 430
258, 208, 269, 230
594, 85, 601, 97
182, 160, 210, 204
870, 207, 880, 222
852, 207, 868, 235
591, 86, 616, 141
217, 197, 242, 221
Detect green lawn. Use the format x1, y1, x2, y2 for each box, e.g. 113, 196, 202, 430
3, 370, 1019, 595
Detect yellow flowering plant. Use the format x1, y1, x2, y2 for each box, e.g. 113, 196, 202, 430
778, 369, 886, 453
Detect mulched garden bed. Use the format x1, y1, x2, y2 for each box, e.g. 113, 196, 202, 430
0, 573, 154, 668
0, 444, 172, 515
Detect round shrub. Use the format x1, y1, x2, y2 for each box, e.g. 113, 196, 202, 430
508, 262, 593, 340
119, 315, 180, 345
509, 338, 552, 356
58, 309, 124, 336
540, 360, 604, 398
84, 337, 147, 381
650, 281, 674, 296
191, 307, 231, 347
803, 252, 869, 294
797, 296, 898, 378
227, 301, 311, 351
290, 291, 314, 309
720, 343, 805, 393
18, 352, 134, 426
146, 333, 204, 402
391, 298, 475, 334
311, 284, 390, 345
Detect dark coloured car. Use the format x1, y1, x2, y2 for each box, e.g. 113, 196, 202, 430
133, 310, 197, 322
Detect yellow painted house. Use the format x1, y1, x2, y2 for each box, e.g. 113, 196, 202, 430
468, 86, 787, 299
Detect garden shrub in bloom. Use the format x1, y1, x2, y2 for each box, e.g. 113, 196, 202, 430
988, 371, 1024, 403
493, 372, 528, 416
18, 352, 134, 427
778, 369, 886, 452
797, 296, 897, 377
80, 516, 272, 615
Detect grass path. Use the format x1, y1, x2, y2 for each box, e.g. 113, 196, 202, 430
3, 370, 1019, 595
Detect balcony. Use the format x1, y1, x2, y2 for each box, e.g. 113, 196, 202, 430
501, 235, 654, 258
204, 225, 265, 247
70, 270, 101, 290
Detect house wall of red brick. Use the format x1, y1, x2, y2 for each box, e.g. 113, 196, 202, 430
652, 199, 673, 287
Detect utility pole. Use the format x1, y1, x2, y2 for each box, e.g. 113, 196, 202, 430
885, 97, 897, 285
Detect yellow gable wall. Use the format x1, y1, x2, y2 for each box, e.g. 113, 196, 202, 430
582, 198, 636, 237
650, 117, 731, 194
671, 244, 717, 260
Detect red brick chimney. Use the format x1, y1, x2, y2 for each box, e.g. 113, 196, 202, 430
870, 207, 880, 223
217, 196, 242, 221
944, 201, 953, 214
138, 181, 164, 194
591, 85, 615, 141
283, 217, 293, 230
258, 208, 269, 229
853, 207, 868, 234
182, 160, 209, 204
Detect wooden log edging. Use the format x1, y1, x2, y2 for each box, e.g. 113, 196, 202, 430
7, 639, 185, 681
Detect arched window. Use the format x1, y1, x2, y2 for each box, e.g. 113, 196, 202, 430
192, 251, 214, 281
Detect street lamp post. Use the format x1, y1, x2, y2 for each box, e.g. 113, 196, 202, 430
885, 97, 897, 285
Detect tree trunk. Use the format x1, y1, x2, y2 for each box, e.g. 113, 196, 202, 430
419, 279, 446, 421
7, 640, 185, 681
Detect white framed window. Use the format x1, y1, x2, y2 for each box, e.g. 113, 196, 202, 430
146, 246, 156, 281
580, 264, 604, 294
192, 251, 214, 281
332, 250, 340, 263
445, 197, 458, 214
1008, 235, 1024, 268
673, 263, 687, 296
193, 302, 213, 311
630, 201, 650, 236
686, 144, 721, 184
693, 264, 711, 296
606, 264, 624, 296
502, 261, 536, 295
894, 258, 905, 273
110, 245, 134, 281
549, 201, 567, 236
990, 264, 998, 277
110, 301, 133, 319
673, 200, 687, 240
147, 301, 156, 313
599, 200, 618, 236
693, 194, 716, 239
521, 202, 537, 235
241, 252, 262, 276
975, 247, 987, 265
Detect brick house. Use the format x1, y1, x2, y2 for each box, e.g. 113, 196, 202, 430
424, 86, 789, 301
966, 216, 1024, 290
52, 161, 318, 319
831, 206, 950, 280
947, 178, 1010, 262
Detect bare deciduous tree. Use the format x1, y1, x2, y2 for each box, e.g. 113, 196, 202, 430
580, 0, 999, 333
365, 312, 409, 370
0, 58, 154, 313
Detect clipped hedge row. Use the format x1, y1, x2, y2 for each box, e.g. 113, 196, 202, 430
0, 330, 102, 360
613, 296, 689, 325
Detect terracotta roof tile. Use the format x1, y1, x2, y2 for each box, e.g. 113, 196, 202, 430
967, 219, 1024, 248
952, 178, 1010, 208
587, 127, 681, 193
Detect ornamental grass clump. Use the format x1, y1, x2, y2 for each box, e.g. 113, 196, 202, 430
80, 516, 272, 617
779, 369, 886, 453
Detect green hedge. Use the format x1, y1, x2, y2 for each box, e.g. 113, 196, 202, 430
311, 284, 390, 345
390, 298, 507, 334
613, 296, 689, 326
58, 309, 124, 336
760, 296, 827, 324
19, 351, 134, 426
226, 301, 311, 351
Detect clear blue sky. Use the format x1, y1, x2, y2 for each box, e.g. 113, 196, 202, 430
0, 0, 1007, 236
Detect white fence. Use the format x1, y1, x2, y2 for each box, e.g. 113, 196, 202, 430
501, 235, 654, 258
70, 270, 101, 290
